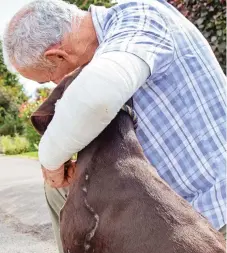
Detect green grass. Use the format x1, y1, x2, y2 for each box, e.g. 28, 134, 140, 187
14, 151, 38, 159
8, 151, 77, 160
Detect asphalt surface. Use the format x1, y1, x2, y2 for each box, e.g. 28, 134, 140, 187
0, 156, 58, 253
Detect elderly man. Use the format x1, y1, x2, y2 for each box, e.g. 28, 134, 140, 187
3, 0, 226, 252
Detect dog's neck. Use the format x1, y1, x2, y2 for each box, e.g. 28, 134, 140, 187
76, 110, 148, 178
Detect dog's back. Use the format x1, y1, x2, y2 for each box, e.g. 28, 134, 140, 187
60, 111, 225, 253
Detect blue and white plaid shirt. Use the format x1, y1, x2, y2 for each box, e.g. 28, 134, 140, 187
90, 0, 226, 229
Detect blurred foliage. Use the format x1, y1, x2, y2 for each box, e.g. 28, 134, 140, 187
65, 0, 114, 10
0, 42, 28, 136
0, 40, 52, 151
168, 0, 226, 73
19, 87, 52, 151
0, 43, 18, 87
0, 134, 30, 155
35, 87, 52, 101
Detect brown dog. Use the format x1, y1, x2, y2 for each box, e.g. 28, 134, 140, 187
31, 70, 225, 253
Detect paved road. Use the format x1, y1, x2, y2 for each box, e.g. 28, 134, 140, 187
0, 156, 58, 253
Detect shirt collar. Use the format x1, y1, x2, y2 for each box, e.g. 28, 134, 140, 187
89, 5, 108, 44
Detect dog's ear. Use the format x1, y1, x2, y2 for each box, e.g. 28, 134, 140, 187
31, 67, 83, 135
30, 82, 65, 135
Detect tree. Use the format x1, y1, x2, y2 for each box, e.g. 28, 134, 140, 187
168, 0, 226, 73
0, 44, 18, 87
0, 41, 28, 136
65, 0, 114, 10
19, 86, 52, 151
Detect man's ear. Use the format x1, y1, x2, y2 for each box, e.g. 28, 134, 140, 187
44, 48, 68, 66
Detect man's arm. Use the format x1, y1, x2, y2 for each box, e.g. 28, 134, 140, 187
38, 51, 150, 169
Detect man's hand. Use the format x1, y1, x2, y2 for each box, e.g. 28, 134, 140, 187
41, 160, 76, 188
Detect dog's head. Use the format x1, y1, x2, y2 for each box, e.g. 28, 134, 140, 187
31, 68, 83, 135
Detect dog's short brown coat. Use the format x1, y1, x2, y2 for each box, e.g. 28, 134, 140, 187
31, 70, 225, 253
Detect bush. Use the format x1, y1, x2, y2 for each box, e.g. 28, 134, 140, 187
0, 82, 26, 136
65, 0, 114, 10
19, 87, 52, 151
23, 124, 40, 151
19, 99, 44, 151
168, 0, 226, 73
0, 135, 30, 155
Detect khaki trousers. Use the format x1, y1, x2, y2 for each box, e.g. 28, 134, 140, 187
44, 183, 68, 253
44, 183, 226, 253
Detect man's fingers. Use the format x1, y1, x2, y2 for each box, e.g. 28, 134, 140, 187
65, 162, 76, 178
67, 166, 75, 178
42, 161, 77, 188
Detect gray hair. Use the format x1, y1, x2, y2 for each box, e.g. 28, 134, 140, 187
3, 0, 85, 71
